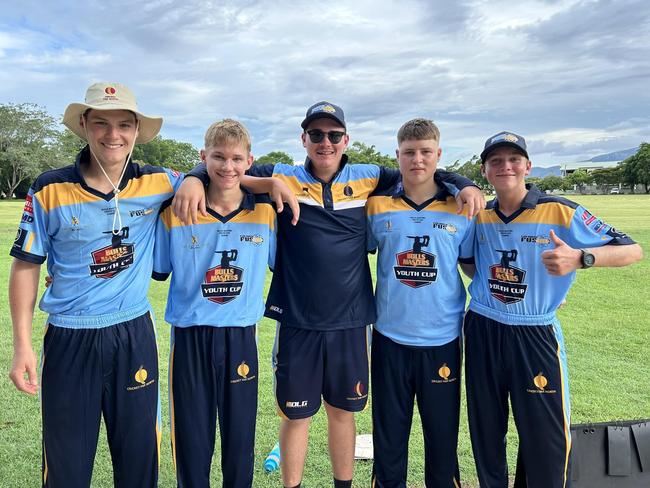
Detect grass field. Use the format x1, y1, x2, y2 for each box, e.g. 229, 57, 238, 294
0, 194, 648, 487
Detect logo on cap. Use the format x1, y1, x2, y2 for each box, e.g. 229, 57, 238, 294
105, 87, 116, 95
311, 104, 336, 115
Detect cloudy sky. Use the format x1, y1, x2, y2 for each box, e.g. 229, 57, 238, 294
1, 0, 648, 167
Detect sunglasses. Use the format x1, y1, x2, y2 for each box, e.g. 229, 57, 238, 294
306, 129, 346, 144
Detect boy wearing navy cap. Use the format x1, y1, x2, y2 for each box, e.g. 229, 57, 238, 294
464, 131, 643, 488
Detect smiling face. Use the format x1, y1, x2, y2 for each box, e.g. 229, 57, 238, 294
481, 146, 531, 194
397, 138, 441, 190
82, 109, 138, 167
301, 118, 349, 181
201, 143, 253, 192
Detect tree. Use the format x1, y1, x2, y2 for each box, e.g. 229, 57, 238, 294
132, 136, 201, 173
54, 128, 86, 163
565, 169, 592, 194
255, 151, 294, 165
445, 156, 489, 190
537, 175, 565, 193
620, 143, 650, 193
0, 103, 59, 198
591, 167, 622, 193
345, 141, 397, 168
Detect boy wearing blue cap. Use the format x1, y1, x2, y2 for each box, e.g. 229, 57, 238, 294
464, 131, 643, 488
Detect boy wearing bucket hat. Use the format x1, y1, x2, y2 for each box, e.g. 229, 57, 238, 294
463, 131, 643, 488
174, 102, 484, 488
8, 82, 185, 488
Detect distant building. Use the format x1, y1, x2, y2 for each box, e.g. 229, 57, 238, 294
560, 160, 621, 176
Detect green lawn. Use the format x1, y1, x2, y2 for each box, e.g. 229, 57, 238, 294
0, 194, 648, 487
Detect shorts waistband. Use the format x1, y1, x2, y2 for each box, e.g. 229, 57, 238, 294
469, 300, 557, 326
46, 301, 151, 329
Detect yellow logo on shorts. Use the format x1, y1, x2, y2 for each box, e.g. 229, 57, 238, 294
237, 361, 250, 379
127, 365, 155, 391
135, 366, 148, 385
432, 363, 457, 384
533, 372, 548, 390
526, 372, 557, 394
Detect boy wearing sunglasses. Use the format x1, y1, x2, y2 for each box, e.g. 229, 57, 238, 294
173, 101, 484, 488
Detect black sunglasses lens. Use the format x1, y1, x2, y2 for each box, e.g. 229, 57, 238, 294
307, 130, 345, 144
307, 130, 325, 143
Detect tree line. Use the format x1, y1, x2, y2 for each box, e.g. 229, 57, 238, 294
1, 103, 648, 198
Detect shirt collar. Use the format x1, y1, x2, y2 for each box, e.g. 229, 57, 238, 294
304, 153, 348, 183
391, 174, 452, 201
491, 183, 543, 211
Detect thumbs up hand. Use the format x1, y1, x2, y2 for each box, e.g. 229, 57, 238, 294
541, 229, 582, 276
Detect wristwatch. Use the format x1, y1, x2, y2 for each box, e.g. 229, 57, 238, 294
580, 249, 595, 268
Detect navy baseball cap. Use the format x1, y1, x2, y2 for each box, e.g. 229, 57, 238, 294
480, 131, 529, 162
301, 101, 346, 130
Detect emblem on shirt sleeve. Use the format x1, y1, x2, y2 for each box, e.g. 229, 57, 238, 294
89, 227, 135, 279
201, 249, 244, 304
488, 249, 528, 304
393, 235, 438, 288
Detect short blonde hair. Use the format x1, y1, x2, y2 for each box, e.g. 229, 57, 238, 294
204, 118, 251, 152
397, 118, 440, 145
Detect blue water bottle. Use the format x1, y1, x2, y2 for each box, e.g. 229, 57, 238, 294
264, 442, 281, 472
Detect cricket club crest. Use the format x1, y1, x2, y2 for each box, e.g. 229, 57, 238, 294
89, 227, 135, 279
201, 249, 244, 304
488, 249, 528, 304
393, 235, 438, 288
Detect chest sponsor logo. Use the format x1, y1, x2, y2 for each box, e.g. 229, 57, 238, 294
23, 195, 34, 215
393, 235, 438, 288
89, 227, 135, 279
201, 249, 244, 304
240, 234, 264, 245
488, 249, 528, 304
432, 222, 457, 234
521, 235, 550, 246
129, 207, 153, 217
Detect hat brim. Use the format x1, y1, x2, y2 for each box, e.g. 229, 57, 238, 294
62, 103, 162, 144
301, 113, 346, 130
480, 142, 529, 162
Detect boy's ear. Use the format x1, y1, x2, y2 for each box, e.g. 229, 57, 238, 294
395, 149, 400, 159
200, 149, 207, 163
246, 153, 254, 169
525, 159, 532, 175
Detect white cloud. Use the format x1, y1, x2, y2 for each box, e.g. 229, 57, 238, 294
1, 0, 648, 164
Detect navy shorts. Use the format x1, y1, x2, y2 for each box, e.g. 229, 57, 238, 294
273, 324, 370, 419
41, 312, 160, 488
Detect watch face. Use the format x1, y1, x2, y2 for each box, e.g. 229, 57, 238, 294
582, 251, 596, 267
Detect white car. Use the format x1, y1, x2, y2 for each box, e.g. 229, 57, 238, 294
610, 187, 620, 194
